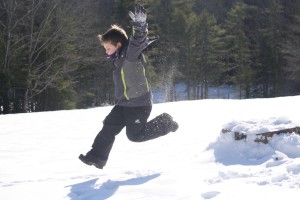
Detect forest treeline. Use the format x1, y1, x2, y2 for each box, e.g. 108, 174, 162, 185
0, 0, 299, 114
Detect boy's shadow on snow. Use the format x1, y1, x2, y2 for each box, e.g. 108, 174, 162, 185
67, 173, 160, 200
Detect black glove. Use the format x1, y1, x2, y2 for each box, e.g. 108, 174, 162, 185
129, 3, 147, 26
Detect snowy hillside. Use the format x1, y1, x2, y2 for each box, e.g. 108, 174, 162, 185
1, 96, 300, 200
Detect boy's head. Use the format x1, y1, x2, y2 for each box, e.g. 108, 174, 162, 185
98, 25, 128, 56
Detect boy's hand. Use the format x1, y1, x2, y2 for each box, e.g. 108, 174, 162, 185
129, 3, 147, 25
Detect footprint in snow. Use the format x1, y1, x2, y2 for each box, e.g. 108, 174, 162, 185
201, 191, 220, 199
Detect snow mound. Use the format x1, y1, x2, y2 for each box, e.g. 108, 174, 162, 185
207, 117, 300, 165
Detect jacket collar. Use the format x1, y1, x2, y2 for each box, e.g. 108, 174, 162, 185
108, 41, 128, 60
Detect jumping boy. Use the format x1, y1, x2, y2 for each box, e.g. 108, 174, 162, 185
79, 3, 179, 169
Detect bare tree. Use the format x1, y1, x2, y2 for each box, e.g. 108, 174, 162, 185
0, 0, 27, 72
22, 0, 78, 111
0, 0, 31, 113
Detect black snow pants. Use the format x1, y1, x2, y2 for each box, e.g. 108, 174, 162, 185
90, 105, 173, 163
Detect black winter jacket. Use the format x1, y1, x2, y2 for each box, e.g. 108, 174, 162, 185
111, 23, 153, 107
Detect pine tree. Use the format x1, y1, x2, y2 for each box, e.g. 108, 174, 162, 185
256, 0, 286, 97
150, 0, 179, 102
224, 1, 253, 99
281, 1, 300, 94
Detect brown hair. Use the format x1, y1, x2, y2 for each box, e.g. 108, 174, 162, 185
98, 25, 128, 46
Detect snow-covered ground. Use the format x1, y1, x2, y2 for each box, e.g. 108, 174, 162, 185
1, 96, 300, 200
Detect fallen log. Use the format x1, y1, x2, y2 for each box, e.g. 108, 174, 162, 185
222, 127, 300, 144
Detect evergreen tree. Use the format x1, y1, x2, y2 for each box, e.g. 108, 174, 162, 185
224, 1, 253, 98
194, 0, 236, 24
256, 0, 286, 97
192, 10, 225, 99
151, 0, 179, 102
281, 1, 300, 94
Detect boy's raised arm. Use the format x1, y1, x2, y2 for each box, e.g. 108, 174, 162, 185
127, 4, 149, 61
129, 3, 147, 27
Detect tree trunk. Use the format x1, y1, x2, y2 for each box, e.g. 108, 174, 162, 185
2, 91, 10, 114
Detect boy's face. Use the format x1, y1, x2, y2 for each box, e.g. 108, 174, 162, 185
103, 42, 121, 56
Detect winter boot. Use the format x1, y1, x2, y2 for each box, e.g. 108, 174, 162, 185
79, 152, 106, 169
162, 113, 179, 132
170, 120, 179, 132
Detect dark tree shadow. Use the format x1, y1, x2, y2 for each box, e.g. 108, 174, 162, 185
67, 173, 161, 200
